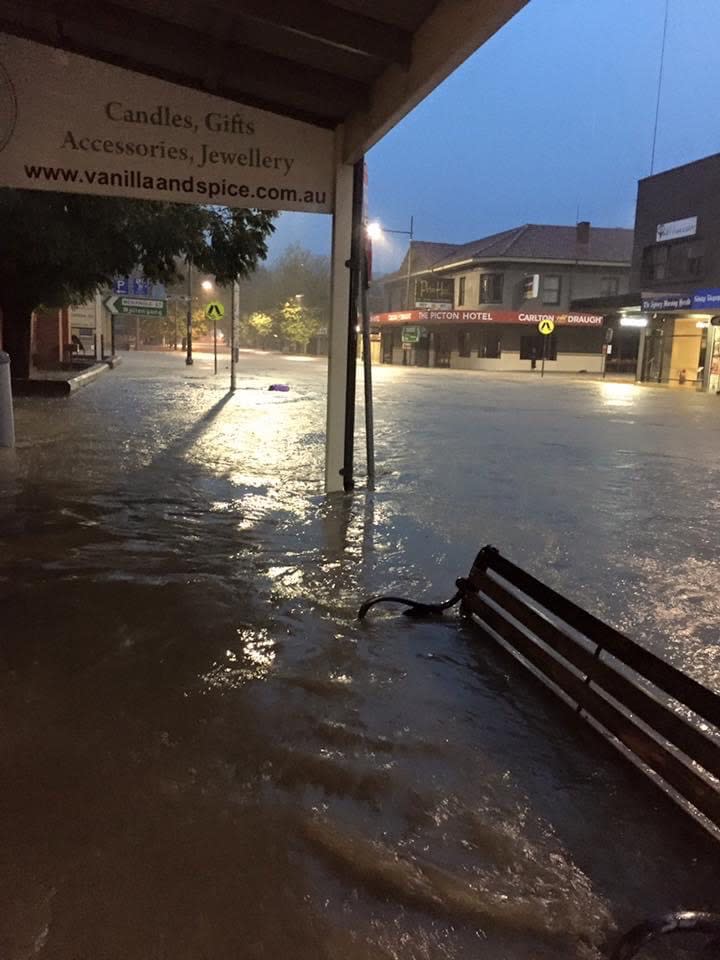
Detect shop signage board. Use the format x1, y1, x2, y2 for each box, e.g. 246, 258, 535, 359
656, 216, 697, 243
641, 293, 693, 312
0, 34, 333, 213
373, 309, 604, 327
401, 325, 421, 343
692, 289, 720, 310
105, 294, 166, 317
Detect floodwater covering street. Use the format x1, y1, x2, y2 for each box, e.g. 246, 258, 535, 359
1, 350, 718, 960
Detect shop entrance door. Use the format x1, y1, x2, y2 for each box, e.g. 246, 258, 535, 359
434, 333, 452, 367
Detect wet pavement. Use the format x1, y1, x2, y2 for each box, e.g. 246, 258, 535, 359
0, 350, 718, 960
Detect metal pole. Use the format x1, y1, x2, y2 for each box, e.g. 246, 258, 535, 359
341, 158, 364, 492
230, 279, 237, 392
213, 318, 217, 374
404, 215, 414, 309
541, 334, 546, 378
185, 259, 193, 365
360, 242, 375, 487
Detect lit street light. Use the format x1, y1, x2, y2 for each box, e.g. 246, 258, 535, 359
366, 217, 414, 308
201, 279, 213, 292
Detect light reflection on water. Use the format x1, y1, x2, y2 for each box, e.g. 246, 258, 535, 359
0, 352, 718, 960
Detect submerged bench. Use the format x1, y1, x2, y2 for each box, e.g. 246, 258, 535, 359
359, 545, 720, 835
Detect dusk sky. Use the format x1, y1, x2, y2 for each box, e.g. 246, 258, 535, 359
269, 0, 720, 275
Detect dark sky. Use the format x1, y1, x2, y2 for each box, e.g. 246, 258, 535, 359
269, 0, 720, 274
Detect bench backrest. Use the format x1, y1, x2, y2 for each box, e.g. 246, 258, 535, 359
460, 546, 720, 833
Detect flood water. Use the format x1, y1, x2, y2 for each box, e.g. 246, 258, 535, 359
1, 350, 718, 960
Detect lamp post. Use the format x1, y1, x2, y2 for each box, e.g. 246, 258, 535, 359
367, 217, 414, 308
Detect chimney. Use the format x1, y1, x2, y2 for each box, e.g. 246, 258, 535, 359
576, 220, 591, 244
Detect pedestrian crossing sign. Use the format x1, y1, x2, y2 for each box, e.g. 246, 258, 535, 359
538, 317, 555, 335
206, 301, 225, 321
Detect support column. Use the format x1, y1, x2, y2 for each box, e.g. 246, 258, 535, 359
635, 327, 646, 382
324, 161, 354, 493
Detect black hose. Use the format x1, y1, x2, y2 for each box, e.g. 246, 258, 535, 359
610, 912, 720, 959
357, 590, 462, 621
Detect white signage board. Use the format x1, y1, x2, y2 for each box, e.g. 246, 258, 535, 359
0, 34, 333, 213
656, 216, 697, 243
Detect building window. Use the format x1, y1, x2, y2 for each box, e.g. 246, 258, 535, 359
600, 276, 619, 298
458, 330, 472, 357
479, 273, 503, 303
542, 275, 561, 305
642, 240, 704, 283
457, 276, 466, 306
641, 244, 669, 282
520, 334, 557, 361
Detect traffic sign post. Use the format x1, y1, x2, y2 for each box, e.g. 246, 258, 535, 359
537, 317, 554, 379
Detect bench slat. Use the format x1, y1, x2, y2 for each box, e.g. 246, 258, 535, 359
463, 591, 720, 828
471, 549, 720, 729
474, 573, 720, 781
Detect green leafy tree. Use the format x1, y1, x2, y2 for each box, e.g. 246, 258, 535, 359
278, 299, 321, 351
237, 241, 329, 348
0, 189, 275, 379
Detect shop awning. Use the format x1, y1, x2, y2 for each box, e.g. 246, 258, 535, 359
0, 0, 527, 161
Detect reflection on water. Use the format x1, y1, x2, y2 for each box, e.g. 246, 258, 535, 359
0, 352, 718, 960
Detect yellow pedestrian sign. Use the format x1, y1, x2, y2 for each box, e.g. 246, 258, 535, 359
538, 317, 555, 335
205, 301, 225, 321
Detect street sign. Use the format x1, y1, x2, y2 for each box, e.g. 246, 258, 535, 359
105, 295, 166, 317
206, 301, 225, 321
402, 325, 420, 343
538, 317, 555, 335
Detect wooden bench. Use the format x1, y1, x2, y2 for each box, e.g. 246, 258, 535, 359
359, 545, 720, 835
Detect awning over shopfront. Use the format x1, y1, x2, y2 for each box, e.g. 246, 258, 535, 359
373, 309, 605, 327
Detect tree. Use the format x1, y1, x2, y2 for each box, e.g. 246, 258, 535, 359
248, 311, 274, 340
0, 189, 276, 379
237, 241, 329, 348
278, 299, 321, 351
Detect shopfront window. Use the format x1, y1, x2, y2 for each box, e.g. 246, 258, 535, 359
542, 275, 561, 305
520, 334, 557, 361
641, 244, 668, 282
457, 276, 466, 306
479, 273, 503, 303
458, 330, 472, 357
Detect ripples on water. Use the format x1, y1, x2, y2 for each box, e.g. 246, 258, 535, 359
0, 353, 718, 960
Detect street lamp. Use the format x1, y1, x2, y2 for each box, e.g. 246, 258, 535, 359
366, 217, 414, 308
202, 280, 213, 292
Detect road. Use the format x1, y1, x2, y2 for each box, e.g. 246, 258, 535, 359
0, 349, 718, 960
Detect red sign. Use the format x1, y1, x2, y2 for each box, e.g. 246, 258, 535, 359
372, 309, 604, 327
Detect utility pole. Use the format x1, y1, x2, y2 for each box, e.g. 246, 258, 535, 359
185, 259, 193, 366
404, 215, 414, 309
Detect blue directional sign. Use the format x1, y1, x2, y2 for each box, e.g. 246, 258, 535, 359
114, 276, 166, 299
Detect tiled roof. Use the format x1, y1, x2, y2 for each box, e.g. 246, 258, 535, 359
431, 224, 633, 267
382, 224, 633, 280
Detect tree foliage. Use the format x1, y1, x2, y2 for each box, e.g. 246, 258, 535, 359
0, 188, 276, 377
278, 300, 321, 349
238, 242, 329, 346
